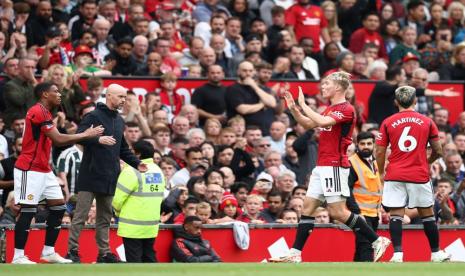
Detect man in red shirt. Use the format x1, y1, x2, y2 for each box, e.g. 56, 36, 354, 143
271, 72, 390, 263
375, 85, 451, 263
36, 26, 70, 70
12, 82, 103, 264
349, 12, 387, 59
285, 0, 330, 53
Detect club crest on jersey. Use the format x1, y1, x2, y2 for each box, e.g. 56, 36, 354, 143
319, 126, 332, 131
331, 111, 344, 119
27, 194, 34, 200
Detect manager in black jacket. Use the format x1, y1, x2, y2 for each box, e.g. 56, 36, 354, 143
67, 84, 147, 263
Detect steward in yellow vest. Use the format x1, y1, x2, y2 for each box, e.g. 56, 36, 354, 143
347, 132, 382, 262
112, 141, 165, 263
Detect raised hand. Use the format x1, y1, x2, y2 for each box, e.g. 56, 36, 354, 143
283, 90, 296, 109
298, 86, 306, 107
442, 88, 460, 97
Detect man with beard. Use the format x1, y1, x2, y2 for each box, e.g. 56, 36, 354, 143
0, 137, 22, 208
192, 64, 226, 126
284, 45, 315, 80
347, 132, 382, 262
226, 61, 276, 136
260, 190, 285, 223
26, 0, 55, 47
109, 38, 138, 76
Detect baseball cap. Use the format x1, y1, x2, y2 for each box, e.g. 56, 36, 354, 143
46, 26, 62, 38
245, 33, 261, 44
402, 52, 419, 63
256, 172, 273, 183
74, 45, 93, 57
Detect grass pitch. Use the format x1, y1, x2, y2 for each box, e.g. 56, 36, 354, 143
0, 263, 464, 276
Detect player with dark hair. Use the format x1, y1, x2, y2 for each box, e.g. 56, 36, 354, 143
12, 82, 103, 264
375, 85, 451, 262
270, 72, 390, 263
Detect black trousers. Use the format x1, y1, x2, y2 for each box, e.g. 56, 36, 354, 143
122, 237, 157, 263
354, 216, 379, 262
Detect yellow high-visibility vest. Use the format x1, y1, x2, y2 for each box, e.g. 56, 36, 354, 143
349, 154, 382, 217
112, 158, 165, 239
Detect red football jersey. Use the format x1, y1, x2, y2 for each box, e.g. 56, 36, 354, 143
15, 104, 55, 172
285, 4, 328, 53
317, 102, 355, 167
376, 110, 439, 183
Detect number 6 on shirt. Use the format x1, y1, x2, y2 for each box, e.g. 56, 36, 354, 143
398, 126, 418, 152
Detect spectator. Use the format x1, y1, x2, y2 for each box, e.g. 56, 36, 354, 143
288, 196, 304, 218
367, 60, 388, 81
135, 52, 163, 77
174, 197, 200, 224
283, 135, 303, 185
452, 112, 465, 138
0, 136, 21, 208
160, 20, 188, 54
193, 0, 230, 23
203, 118, 222, 144
170, 216, 222, 262
194, 13, 227, 48
67, 45, 111, 76
420, 25, 453, 73
196, 202, 213, 224
26, 0, 54, 47
153, 38, 181, 76
448, 1, 465, 44
205, 182, 224, 218
86, 76, 105, 104
218, 193, 240, 219
179, 37, 205, 67
433, 108, 450, 132
171, 147, 203, 187
409, 68, 431, 115
219, 167, 236, 191
434, 179, 458, 225
36, 26, 70, 70
237, 194, 266, 223
56, 143, 83, 204
187, 176, 207, 202
92, 18, 113, 62
279, 209, 299, 224
389, 26, 420, 65
451, 179, 465, 223
260, 190, 285, 223
3, 57, 37, 127
300, 38, 320, 80
266, 6, 286, 46
266, 121, 286, 155
225, 61, 277, 135
286, 0, 329, 54
172, 116, 190, 140
441, 153, 465, 190
349, 12, 387, 59
284, 45, 315, 80
380, 18, 401, 55
399, 0, 429, 45
192, 65, 226, 125
401, 52, 420, 80
276, 170, 296, 198
109, 38, 138, 75
69, 0, 99, 41
131, 35, 149, 71
160, 156, 178, 184
211, 33, 233, 75
314, 207, 330, 224
198, 47, 217, 76
153, 125, 171, 155
228, 0, 256, 37
161, 186, 189, 224
186, 128, 206, 148
216, 145, 255, 182
111, 3, 144, 41
337, 0, 366, 47
439, 42, 465, 81
318, 42, 341, 76
230, 182, 250, 209
0, 58, 19, 112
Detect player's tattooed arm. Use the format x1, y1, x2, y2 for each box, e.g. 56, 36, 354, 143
428, 139, 443, 164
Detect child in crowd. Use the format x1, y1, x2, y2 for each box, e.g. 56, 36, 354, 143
218, 193, 240, 219
236, 195, 265, 224
159, 72, 184, 122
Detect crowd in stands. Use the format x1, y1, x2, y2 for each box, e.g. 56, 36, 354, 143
1, 0, 465, 230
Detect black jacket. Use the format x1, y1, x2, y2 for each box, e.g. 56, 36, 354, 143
170, 228, 221, 263
76, 103, 140, 195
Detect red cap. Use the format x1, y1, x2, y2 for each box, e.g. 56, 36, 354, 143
402, 52, 419, 63
219, 193, 238, 211
74, 45, 93, 58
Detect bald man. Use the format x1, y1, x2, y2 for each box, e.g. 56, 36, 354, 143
67, 84, 148, 263
93, 18, 113, 58
225, 61, 277, 135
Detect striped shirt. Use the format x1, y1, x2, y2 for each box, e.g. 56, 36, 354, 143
56, 145, 82, 195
